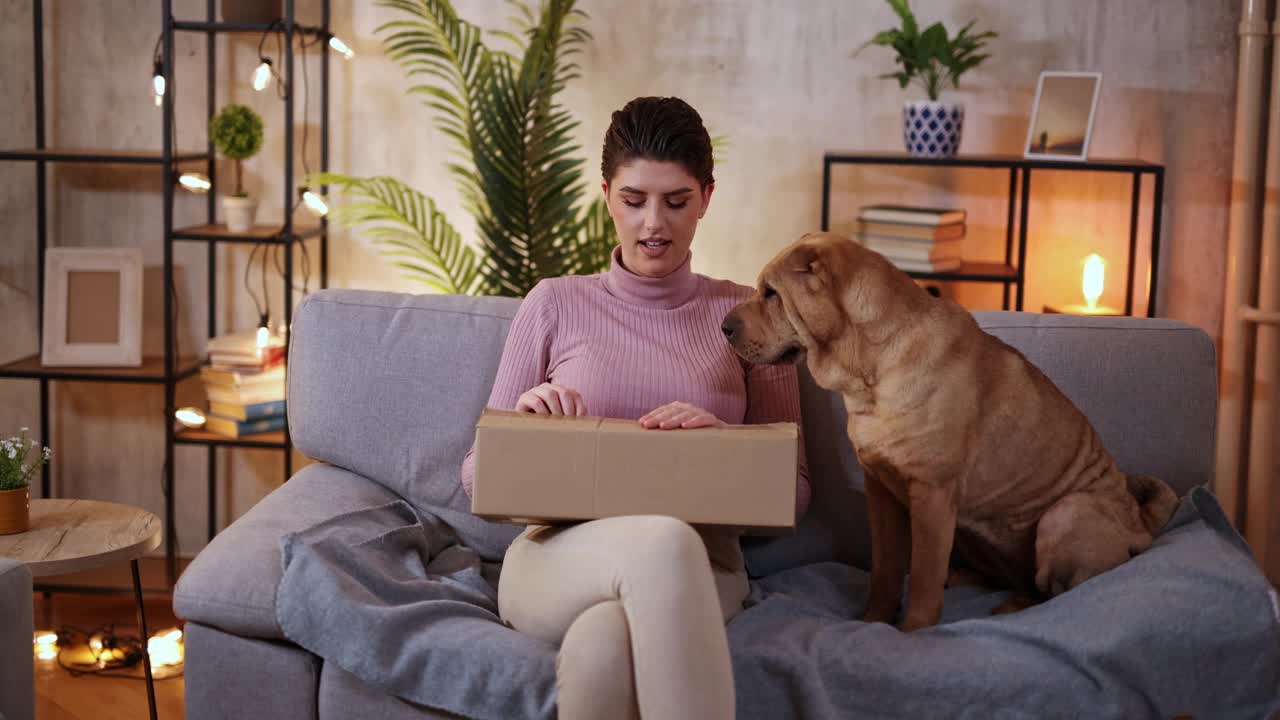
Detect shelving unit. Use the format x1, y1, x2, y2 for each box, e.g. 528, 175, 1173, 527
820, 152, 1164, 317
2, 0, 330, 591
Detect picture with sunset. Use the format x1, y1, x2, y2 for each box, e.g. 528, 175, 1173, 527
1026, 72, 1102, 159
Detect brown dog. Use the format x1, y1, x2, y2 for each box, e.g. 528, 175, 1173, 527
722, 232, 1178, 632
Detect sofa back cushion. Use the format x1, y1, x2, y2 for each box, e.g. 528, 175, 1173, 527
288, 290, 522, 559
289, 291, 1218, 571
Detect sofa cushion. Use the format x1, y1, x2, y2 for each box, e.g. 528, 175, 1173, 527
174, 463, 405, 638
288, 290, 523, 561
183, 623, 321, 720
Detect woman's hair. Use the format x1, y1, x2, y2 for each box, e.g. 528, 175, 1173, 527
601, 96, 714, 188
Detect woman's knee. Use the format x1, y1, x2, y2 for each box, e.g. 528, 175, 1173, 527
616, 515, 709, 576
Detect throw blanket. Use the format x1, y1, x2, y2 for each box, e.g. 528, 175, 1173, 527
277, 488, 1280, 720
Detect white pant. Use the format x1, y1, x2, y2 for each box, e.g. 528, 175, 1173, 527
498, 516, 748, 720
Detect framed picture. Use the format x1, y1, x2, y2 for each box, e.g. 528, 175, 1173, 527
1024, 71, 1103, 161
41, 247, 143, 367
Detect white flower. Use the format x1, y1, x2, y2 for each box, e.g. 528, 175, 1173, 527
20, 464, 27, 475
6, 448, 14, 460
43, 447, 52, 460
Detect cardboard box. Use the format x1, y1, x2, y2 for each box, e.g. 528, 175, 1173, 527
470, 409, 797, 532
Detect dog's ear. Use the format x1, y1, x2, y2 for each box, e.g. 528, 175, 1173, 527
788, 245, 826, 281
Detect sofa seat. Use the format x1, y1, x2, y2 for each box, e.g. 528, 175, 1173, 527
175, 463, 407, 639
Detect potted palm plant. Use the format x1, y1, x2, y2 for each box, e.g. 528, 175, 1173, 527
314, 0, 616, 297
0, 428, 51, 535
860, 0, 996, 158
211, 103, 265, 233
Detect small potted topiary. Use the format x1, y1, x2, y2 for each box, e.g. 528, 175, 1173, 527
210, 103, 265, 232
859, 0, 997, 158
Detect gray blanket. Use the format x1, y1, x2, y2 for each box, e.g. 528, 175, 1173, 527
277, 488, 1280, 720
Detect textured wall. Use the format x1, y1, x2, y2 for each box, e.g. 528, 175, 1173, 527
0, 0, 1241, 556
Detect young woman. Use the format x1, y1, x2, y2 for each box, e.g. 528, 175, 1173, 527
461, 96, 808, 720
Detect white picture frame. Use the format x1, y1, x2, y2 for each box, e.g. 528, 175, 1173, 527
41, 247, 144, 367
1023, 71, 1103, 161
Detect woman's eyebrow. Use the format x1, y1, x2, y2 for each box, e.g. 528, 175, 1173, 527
619, 186, 694, 197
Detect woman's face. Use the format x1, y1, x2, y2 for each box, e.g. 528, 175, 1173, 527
604, 158, 714, 278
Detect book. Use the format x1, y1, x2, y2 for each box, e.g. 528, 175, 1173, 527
208, 329, 286, 354
887, 256, 964, 273
204, 383, 286, 406
200, 363, 285, 389
208, 345, 286, 368
203, 413, 288, 438
208, 399, 286, 421
864, 237, 963, 263
858, 205, 967, 226
856, 219, 965, 241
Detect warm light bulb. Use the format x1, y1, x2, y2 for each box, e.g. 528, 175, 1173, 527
256, 325, 270, 351
34, 630, 58, 661
148, 627, 185, 669
252, 60, 273, 92
328, 35, 354, 60
178, 172, 212, 193
175, 407, 206, 429
1081, 253, 1105, 311
153, 73, 165, 107
302, 189, 329, 217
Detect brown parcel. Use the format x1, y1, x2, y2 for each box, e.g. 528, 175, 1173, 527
470, 409, 798, 533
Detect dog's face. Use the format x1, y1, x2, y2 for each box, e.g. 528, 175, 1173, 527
723, 232, 903, 373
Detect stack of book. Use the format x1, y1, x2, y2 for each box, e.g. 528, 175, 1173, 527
200, 330, 287, 438
855, 205, 966, 273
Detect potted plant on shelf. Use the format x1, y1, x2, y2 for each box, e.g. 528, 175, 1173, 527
859, 0, 996, 158
211, 103, 265, 233
0, 428, 52, 535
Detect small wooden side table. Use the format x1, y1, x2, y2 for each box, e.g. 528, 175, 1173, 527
0, 499, 163, 720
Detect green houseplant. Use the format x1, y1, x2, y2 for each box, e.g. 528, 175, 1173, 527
0, 428, 52, 535
211, 103, 265, 232
314, 0, 615, 297
860, 0, 996, 157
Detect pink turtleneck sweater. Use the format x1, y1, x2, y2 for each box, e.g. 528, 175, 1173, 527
461, 246, 811, 518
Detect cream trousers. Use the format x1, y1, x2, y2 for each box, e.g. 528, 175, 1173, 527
498, 516, 749, 720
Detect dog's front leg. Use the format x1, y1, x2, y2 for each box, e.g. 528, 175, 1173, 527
862, 471, 910, 624
900, 481, 957, 632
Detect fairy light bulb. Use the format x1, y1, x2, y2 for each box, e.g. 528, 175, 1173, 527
152, 61, 165, 107
1082, 253, 1106, 311
252, 59, 273, 92
178, 172, 212, 193
301, 188, 329, 217
328, 35, 354, 60
175, 407, 206, 429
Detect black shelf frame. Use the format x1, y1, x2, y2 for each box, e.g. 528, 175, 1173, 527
820, 152, 1164, 317
5, 0, 330, 590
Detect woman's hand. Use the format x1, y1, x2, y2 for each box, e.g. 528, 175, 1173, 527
639, 402, 724, 430
515, 383, 588, 416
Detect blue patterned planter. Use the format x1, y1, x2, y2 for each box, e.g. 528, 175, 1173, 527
903, 100, 965, 158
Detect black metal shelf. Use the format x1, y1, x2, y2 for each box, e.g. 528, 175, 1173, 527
171, 223, 324, 244
3, 0, 331, 590
824, 151, 1161, 173
0, 355, 203, 383
0, 148, 208, 164
821, 151, 1164, 317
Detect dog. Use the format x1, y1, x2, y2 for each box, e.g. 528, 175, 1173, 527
721, 232, 1178, 632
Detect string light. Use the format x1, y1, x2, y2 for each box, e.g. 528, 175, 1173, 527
252, 58, 274, 92
300, 186, 329, 217
147, 628, 185, 670
152, 60, 165, 107
33, 631, 58, 661
328, 34, 354, 59
177, 172, 212, 193
175, 407, 207, 429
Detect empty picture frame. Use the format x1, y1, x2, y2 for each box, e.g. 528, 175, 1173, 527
41, 247, 143, 367
1024, 71, 1103, 161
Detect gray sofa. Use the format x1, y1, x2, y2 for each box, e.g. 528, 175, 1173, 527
174, 289, 1280, 720
0, 558, 34, 720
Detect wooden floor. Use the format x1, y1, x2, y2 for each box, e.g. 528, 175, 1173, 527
32, 558, 186, 720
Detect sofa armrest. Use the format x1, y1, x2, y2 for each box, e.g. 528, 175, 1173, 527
0, 558, 33, 720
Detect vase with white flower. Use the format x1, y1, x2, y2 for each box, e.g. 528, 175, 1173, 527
0, 428, 52, 535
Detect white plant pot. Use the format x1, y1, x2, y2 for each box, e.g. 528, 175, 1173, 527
222, 195, 257, 233
903, 99, 965, 158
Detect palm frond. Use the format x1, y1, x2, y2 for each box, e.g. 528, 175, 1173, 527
312, 172, 483, 294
